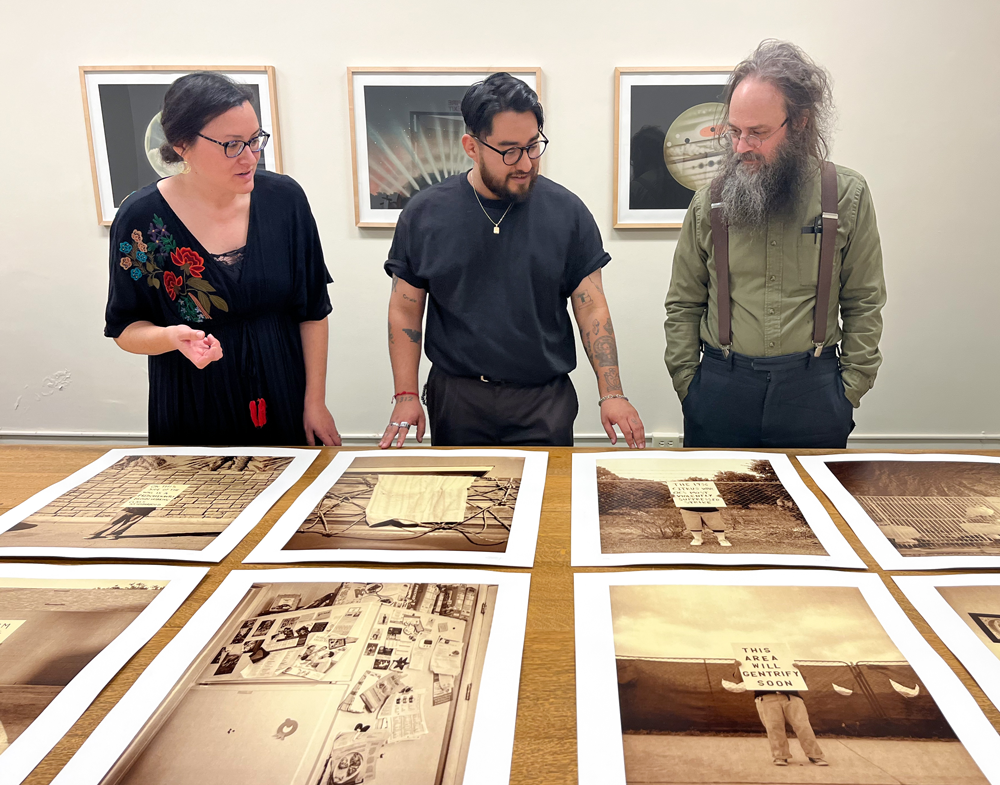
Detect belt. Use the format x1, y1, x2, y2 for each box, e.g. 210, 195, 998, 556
702, 344, 838, 371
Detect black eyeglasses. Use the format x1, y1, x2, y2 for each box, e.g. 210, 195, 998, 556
473, 133, 549, 166
721, 119, 787, 150
197, 130, 270, 158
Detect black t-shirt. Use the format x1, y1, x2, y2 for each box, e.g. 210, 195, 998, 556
384, 172, 611, 385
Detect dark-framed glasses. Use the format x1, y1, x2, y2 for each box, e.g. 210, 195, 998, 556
474, 133, 549, 166
197, 130, 270, 158
721, 118, 787, 150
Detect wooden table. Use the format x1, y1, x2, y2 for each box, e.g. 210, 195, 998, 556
1, 445, 998, 785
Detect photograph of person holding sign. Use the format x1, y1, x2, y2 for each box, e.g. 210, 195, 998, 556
670, 480, 730, 547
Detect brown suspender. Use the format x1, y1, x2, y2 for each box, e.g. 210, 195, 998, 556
710, 160, 838, 358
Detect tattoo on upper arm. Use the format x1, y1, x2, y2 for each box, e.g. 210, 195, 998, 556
388, 320, 395, 346
588, 273, 604, 295
603, 367, 622, 392
402, 292, 417, 303
593, 336, 618, 367
392, 275, 398, 293
575, 290, 592, 306
402, 328, 422, 344
604, 317, 615, 337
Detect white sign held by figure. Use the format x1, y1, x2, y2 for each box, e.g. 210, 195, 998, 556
732, 642, 808, 691
669, 481, 726, 508
122, 484, 189, 508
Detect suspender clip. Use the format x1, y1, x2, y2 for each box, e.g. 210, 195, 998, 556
813, 342, 824, 358
721, 344, 731, 359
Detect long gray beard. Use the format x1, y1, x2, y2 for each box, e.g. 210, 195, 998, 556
718, 135, 809, 231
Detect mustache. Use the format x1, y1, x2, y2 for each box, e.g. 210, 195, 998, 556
737, 151, 766, 164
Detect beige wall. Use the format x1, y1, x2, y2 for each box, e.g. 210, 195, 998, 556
1, 0, 998, 444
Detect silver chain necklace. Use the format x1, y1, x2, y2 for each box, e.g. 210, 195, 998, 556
472, 186, 513, 234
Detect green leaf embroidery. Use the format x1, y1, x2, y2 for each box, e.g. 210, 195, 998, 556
209, 295, 229, 312
153, 214, 164, 228
187, 278, 216, 293
195, 291, 212, 316
145, 262, 155, 273
152, 277, 161, 289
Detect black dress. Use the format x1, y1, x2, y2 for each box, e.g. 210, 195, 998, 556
105, 171, 333, 446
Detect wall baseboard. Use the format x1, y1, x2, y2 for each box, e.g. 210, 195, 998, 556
1, 430, 997, 450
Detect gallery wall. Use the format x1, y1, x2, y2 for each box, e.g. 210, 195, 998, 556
1, 0, 998, 446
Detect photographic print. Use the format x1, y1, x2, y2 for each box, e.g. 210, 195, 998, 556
571, 451, 864, 567
575, 570, 1000, 785
245, 450, 548, 567
0, 563, 205, 785
348, 68, 541, 227
614, 67, 731, 228
896, 574, 1000, 713
81, 66, 282, 225
799, 454, 1000, 570
0, 448, 316, 562
52, 567, 530, 785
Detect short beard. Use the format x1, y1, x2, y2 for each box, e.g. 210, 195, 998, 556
478, 160, 538, 203
718, 132, 810, 231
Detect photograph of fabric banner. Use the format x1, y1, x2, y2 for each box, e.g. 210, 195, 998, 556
366, 475, 477, 527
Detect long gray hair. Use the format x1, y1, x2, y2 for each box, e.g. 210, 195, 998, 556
721, 40, 835, 164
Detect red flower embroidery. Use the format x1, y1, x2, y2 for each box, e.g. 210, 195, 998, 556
170, 247, 205, 278
249, 398, 267, 428
163, 271, 182, 301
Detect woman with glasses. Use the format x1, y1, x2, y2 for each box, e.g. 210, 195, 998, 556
105, 72, 340, 446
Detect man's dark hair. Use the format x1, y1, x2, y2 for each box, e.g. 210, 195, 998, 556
721, 39, 834, 163
461, 73, 543, 139
159, 72, 256, 163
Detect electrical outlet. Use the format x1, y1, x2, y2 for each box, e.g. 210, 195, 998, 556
651, 433, 676, 449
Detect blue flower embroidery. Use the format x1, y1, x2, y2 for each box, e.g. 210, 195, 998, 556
119, 241, 133, 253
136, 251, 148, 262
130, 268, 142, 280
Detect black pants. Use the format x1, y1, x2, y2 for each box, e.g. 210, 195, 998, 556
682, 345, 855, 449
426, 366, 578, 446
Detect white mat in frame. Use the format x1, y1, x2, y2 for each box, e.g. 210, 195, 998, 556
0, 448, 317, 563
799, 453, 1000, 570
0, 563, 206, 785
571, 451, 864, 567
895, 574, 1000, 712
574, 569, 1000, 785
51, 567, 531, 785
245, 449, 548, 567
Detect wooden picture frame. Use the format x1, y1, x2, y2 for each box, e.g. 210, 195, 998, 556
347, 67, 542, 229
80, 66, 283, 226
613, 66, 732, 229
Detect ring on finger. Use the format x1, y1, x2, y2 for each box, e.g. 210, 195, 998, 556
399, 422, 411, 428
390, 422, 401, 427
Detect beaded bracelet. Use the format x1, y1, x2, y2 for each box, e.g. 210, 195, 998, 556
598, 394, 629, 406
392, 391, 419, 402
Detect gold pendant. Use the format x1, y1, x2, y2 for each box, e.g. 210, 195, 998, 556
493, 225, 500, 235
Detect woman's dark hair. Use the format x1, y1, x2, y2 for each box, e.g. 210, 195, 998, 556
461, 73, 543, 139
159, 72, 256, 164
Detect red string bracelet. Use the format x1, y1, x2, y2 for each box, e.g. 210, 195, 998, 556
392, 391, 418, 402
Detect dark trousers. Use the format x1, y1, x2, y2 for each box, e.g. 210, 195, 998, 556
426, 366, 578, 446
682, 345, 855, 449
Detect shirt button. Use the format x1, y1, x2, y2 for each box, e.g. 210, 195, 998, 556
769, 342, 775, 348
768, 309, 775, 315
770, 240, 777, 246
769, 275, 776, 282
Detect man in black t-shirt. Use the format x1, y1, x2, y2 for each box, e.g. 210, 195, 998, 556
380, 73, 645, 448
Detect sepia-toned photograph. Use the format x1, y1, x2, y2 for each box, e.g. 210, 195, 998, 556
0, 448, 315, 562
801, 454, 1000, 570
349, 69, 541, 227
896, 575, 1000, 714
572, 452, 863, 568
0, 565, 203, 785
608, 583, 989, 783
52, 568, 531, 785
246, 450, 548, 567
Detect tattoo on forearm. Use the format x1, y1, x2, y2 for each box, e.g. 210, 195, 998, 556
592, 318, 600, 337
603, 367, 622, 392
593, 336, 618, 367
388, 320, 395, 346
580, 327, 593, 360
604, 317, 615, 337
575, 290, 591, 306
395, 395, 416, 402
402, 328, 422, 344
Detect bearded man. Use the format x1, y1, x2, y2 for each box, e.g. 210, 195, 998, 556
665, 40, 886, 448
381, 72, 645, 448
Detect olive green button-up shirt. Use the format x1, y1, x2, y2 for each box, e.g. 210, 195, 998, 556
664, 163, 886, 408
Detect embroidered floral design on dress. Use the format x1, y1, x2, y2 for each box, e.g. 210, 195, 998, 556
119, 214, 229, 322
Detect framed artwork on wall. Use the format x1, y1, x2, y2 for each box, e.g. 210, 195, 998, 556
347, 67, 542, 228
80, 66, 282, 226
613, 67, 732, 229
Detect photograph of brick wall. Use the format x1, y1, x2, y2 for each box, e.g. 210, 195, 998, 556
0, 455, 292, 550
597, 458, 826, 555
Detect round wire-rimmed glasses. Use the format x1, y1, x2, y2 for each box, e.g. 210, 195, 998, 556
197, 130, 271, 158
473, 134, 549, 166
